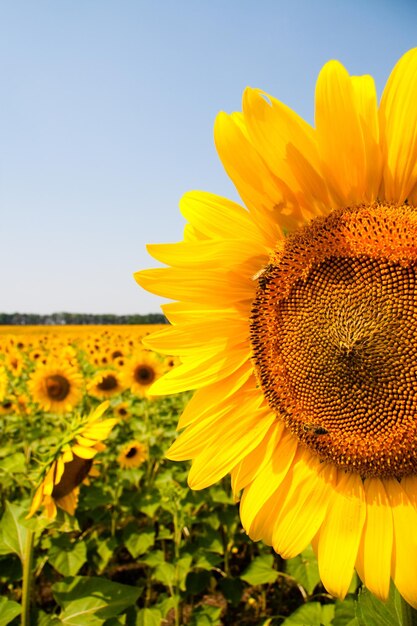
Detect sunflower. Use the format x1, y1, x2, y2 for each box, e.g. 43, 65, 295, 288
136, 49, 417, 607
114, 401, 130, 420
87, 369, 124, 399
121, 351, 163, 397
0, 366, 8, 403
117, 440, 148, 469
28, 359, 83, 414
28, 402, 118, 519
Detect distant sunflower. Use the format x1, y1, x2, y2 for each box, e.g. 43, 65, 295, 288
28, 402, 118, 519
121, 352, 163, 397
0, 366, 8, 402
114, 401, 130, 420
136, 49, 417, 607
28, 359, 83, 414
87, 369, 124, 399
117, 440, 147, 469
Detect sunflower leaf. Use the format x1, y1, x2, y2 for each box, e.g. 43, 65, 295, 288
240, 553, 279, 585
0, 501, 29, 561
286, 544, 321, 595
281, 601, 335, 625
0, 596, 22, 626
48, 535, 87, 576
356, 583, 415, 626
52, 576, 140, 624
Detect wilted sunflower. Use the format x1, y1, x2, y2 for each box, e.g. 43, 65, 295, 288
117, 440, 148, 469
28, 359, 83, 414
121, 351, 163, 397
136, 49, 417, 607
87, 369, 124, 399
28, 402, 118, 519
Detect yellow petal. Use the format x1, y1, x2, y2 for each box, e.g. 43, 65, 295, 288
355, 478, 393, 602
239, 431, 298, 536
167, 385, 263, 461
315, 60, 373, 206
149, 345, 250, 395
379, 48, 417, 202
243, 87, 329, 220
231, 420, 285, 496
271, 455, 336, 559
71, 444, 98, 459
177, 363, 253, 429
142, 316, 248, 357
135, 267, 255, 306
180, 191, 267, 244
317, 471, 366, 599
187, 407, 276, 489
214, 111, 288, 242
385, 478, 417, 609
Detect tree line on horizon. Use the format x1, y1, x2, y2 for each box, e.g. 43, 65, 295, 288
0, 312, 167, 325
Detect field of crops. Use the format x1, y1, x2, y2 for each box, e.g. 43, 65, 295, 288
0, 325, 392, 626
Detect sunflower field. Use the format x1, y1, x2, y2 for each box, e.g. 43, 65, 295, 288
0, 324, 407, 626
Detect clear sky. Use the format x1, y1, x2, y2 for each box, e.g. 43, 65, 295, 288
1, 0, 416, 315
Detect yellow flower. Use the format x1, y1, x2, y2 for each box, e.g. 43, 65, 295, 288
28, 359, 83, 414
87, 369, 124, 399
117, 440, 147, 469
136, 49, 417, 607
120, 351, 163, 397
28, 402, 118, 519
0, 366, 8, 403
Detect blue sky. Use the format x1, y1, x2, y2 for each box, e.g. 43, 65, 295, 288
1, 0, 416, 315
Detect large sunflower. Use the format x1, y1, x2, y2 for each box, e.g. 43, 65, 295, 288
28, 402, 118, 519
136, 48, 417, 607
28, 359, 83, 414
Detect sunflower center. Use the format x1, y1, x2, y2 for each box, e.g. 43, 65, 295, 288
250, 202, 417, 478
45, 375, 71, 401
134, 365, 155, 385
97, 374, 118, 391
52, 455, 93, 499
126, 447, 138, 458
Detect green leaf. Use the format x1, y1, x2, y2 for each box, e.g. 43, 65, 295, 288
218, 577, 244, 607
186, 570, 211, 595
333, 598, 357, 626
135, 608, 162, 626
193, 550, 222, 571
241, 554, 279, 586
189, 605, 222, 626
0, 501, 29, 560
286, 544, 321, 595
140, 550, 165, 568
0, 596, 22, 626
153, 562, 175, 586
123, 524, 155, 559
138, 493, 161, 517
52, 576, 141, 625
356, 583, 415, 626
95, 537, 118, 574
49, 535, 87, 576
281, 602, 335, 625
0, 452, 26, 475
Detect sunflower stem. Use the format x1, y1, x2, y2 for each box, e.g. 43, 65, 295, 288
21, 528, 35, 626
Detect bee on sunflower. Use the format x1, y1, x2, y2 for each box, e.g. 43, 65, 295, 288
136, 49, 417, 607
27, 402, 118, 519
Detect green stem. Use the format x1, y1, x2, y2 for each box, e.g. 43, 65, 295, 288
21, 528, 35, 626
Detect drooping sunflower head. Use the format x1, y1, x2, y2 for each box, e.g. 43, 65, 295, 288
117, 440, 148, 469
28, 401, 119, 519
28, 359, 83, 414
136, 49, 417, 608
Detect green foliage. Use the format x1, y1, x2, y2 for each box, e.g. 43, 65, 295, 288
0, 596, 22, 626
